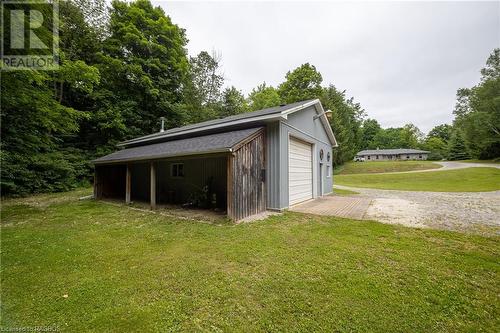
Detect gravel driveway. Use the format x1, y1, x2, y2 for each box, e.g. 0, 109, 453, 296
333, 184, 500, 234
379, 161, 500, 174
436, 161, 500, 170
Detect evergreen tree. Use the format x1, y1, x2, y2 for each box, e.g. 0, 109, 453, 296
448, 131, 471, 160
321, 85, 365, 165
220, 87, 248, 117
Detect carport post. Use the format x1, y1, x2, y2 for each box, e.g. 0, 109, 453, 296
125, 164, 131, 204
93, 166, 100, 199
150, 161, 156, 210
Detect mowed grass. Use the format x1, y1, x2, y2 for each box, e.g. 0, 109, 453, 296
331, 188, 359, 195
335, 161, 442, 175
1, 192, 499, 332
335, 167, 500, 192
458, 159, 500, 164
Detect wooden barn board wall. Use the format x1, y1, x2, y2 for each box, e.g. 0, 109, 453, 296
227, 129, 266, 221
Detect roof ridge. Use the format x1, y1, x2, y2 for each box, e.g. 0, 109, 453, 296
357, 148, 430, 154
118, 99, 319, 147
94, 127, 263, 164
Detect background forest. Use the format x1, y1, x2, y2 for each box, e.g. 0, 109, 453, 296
1, 0, 499, 196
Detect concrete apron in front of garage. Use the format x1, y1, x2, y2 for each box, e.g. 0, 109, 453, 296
290, 196, 372, 220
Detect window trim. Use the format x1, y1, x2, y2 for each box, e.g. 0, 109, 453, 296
170, 163, 185, 178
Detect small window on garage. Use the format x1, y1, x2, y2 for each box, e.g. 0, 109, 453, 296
171, 163, 184, 178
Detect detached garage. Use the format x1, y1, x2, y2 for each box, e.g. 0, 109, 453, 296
93, 99, 337, 221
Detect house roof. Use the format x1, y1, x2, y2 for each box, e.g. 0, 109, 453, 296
94, 127, 263, 164
119, 99, 337, 148
356, 149, 430, 156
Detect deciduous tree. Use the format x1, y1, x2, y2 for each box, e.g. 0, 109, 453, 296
427, 124, 453, 143
360, 119, 382, 149
248, 83, 281, 111
278, 63, 323, 103
453, 49, 500, 159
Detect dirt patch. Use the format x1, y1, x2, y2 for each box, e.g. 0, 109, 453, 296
1, 188, 93, 208
239, 211, 282, 223
366, 198, 428, 228
120, 201, 228, 224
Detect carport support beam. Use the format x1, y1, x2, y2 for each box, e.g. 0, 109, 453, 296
150, 161, 156, 210
125, 164, 131, 204
227, 154, 234, 220
93, 166, 100, 199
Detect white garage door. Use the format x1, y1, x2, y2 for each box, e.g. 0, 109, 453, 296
289, 137, 313, 205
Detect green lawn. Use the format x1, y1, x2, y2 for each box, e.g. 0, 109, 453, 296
334, 161, 442, 175
331, 188, 359, 195
335, 167, 500, 192
1, 192, 499, 332
457, 159, 500, 164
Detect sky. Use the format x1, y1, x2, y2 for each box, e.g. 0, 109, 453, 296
153, 1, 499, 133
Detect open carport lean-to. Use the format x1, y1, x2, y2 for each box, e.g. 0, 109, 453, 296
93, 128, 266, 221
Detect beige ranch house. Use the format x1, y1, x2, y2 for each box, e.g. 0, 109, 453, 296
355, 148, 430, 161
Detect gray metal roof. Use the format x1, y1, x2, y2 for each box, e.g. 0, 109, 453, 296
94, 127, 262, 164
356, 149, 430, 156
119, 99, 320, 147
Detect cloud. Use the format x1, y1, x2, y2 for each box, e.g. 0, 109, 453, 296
154, 1, 499, 133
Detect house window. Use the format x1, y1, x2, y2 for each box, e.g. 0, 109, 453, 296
368, 156, 371, 160
419, 155, 422, 159
376, 155, 379, 160
171, 163, 184, 178
327, 165, 331, 178
406, 155, 410, 159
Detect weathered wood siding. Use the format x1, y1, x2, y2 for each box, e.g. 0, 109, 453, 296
227, 130, 266, 221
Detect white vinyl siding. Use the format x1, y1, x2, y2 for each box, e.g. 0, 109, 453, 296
289, 137, 313, 205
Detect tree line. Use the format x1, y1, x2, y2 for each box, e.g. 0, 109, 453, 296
359, 49, 499, 162
1, 0, 498, 196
